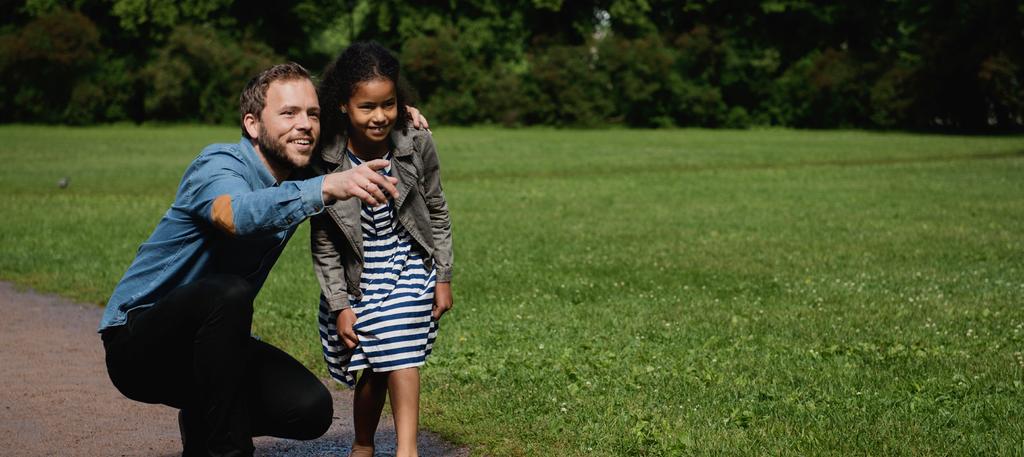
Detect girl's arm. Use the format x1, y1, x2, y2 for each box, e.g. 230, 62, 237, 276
418, 134, 454, 319
310, 213, 351, 313
418, 134, 453, 283
311, 213, 360, 347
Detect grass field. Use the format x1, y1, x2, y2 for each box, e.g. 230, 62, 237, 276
1, 125, 1022, 456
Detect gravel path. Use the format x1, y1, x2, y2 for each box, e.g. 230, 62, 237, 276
0, 282, 468, 457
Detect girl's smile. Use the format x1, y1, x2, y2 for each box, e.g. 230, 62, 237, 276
344, 78, 398, 159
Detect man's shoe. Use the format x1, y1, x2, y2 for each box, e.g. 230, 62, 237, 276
178, 408, 211, 457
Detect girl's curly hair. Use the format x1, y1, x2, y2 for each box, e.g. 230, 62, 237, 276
318, 41, 410, 143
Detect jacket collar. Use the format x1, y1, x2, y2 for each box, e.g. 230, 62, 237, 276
318, 129, 419, 251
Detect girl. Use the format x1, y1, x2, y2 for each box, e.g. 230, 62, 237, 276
310, 41, 454, 457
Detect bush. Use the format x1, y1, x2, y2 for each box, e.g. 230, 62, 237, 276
402, 27, 527, 126
522, 44, 614, 127
402, 28, 467, 105
0, 9, 102, 123
672, 80, 728, 127
671, 25, 770, 128
464, 63, 528, 126
63, 55, 136, 124
401, 29, 480, 125
142, 25, 280, 124
771, 48, 868, 128
597, 34, 682, 127
977, 52, 1023, 129
869, 63, 918, 129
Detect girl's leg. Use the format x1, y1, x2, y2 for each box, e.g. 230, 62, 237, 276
351, 369, 388, 456
387, 367, 421, 457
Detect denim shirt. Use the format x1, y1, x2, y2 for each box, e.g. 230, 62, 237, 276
98, 137, 326, 332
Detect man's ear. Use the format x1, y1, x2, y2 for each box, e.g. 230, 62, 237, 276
243, 112, 261, 139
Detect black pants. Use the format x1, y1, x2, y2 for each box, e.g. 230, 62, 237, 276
102, 275, 332, 457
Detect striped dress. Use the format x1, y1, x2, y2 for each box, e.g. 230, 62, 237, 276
318, 151, 439, 387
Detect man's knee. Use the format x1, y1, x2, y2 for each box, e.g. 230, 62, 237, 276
291, 383, 334, 440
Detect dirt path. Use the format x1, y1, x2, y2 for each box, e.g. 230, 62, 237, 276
0, 282, 468, 457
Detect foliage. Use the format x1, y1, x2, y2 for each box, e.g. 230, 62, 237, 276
0, 9, 101, 123
141, 25, 280, 123
110, 0, 233, 37
0, 0, 1022, 130
522, 44, 613, 127
400, 26, 481, 125
596, 34, 682, 127
770, 48, 870, 128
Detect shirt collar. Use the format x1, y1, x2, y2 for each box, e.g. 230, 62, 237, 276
240, 136, 280, 187
346, 149, 393, 173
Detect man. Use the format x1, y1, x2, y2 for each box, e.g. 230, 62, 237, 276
98, 62, 424, 456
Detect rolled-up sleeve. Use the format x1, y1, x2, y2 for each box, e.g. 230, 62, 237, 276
183, 151, 325, 238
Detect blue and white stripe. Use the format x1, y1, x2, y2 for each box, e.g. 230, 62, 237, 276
319, 152, 438, 387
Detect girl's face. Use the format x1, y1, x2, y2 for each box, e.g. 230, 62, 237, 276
344, 78, 398, 147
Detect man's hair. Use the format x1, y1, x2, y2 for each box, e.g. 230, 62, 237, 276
318, 41, 411, 142
239, 62, 312, 139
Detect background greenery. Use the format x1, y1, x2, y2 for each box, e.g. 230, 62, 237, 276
2, 0, 1023, 130
1, 125, 1022, 455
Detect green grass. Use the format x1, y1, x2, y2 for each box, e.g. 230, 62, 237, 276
1, 125, 1023, 455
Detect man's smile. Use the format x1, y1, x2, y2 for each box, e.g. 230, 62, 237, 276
289, 136, 315, 151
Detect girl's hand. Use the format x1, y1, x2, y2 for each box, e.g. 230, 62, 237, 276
432, 282, 453, 320
406, 106, 430, 130
336, 308, 359, 349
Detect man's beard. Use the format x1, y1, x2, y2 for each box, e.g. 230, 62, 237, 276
256, 126, 305, 171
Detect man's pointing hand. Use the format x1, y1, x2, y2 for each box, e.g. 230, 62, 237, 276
321, 159, 400, 207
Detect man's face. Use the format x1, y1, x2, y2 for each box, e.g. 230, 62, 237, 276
252, 78, 320, 171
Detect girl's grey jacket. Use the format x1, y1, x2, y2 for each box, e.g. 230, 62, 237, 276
310, 128, 453, 313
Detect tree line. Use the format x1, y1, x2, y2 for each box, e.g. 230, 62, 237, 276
1, 0, 1022, 131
